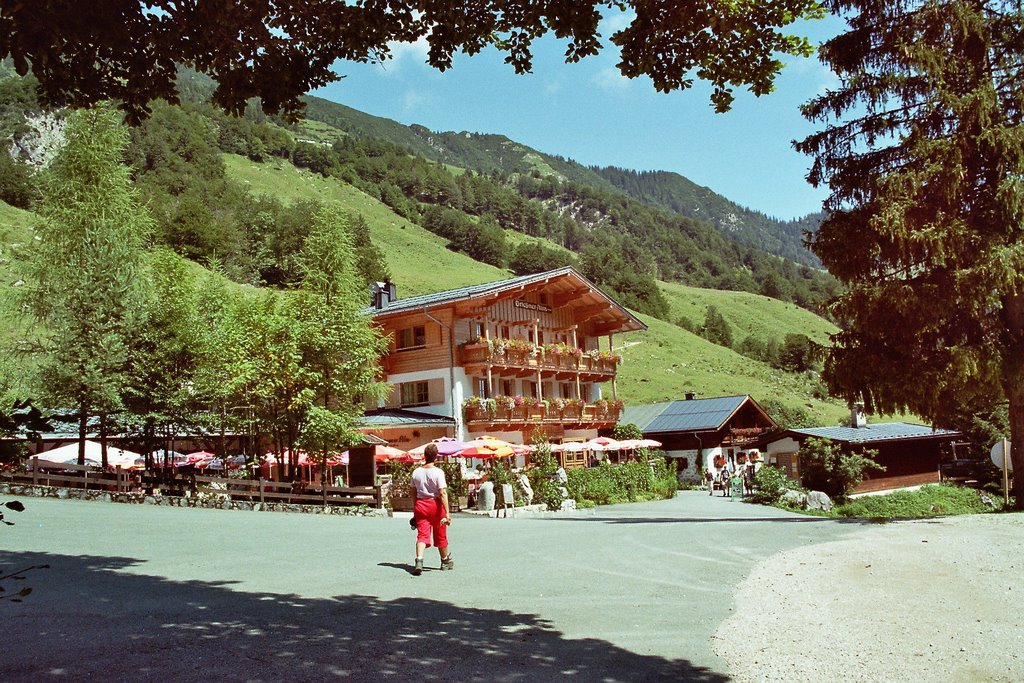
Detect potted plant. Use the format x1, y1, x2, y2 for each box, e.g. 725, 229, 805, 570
505, 338, 535, 364
563, 397, 584, 418
387, 461, 416, 512
495, 395, 516, 415
549, 396, 567, 415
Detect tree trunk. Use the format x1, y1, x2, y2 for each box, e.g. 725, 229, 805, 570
1008, 390, 1024, 509
1002, 293, 1024, 509
99, 413, 109, 469
78, 408, 87, 466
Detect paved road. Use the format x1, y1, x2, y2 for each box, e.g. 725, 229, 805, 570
1, 492, 861, 682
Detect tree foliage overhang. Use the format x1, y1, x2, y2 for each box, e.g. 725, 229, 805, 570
0, 0, 824, 122
796, 0, 1024, 504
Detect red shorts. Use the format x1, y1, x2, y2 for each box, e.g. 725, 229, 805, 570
414, 497, 448, 548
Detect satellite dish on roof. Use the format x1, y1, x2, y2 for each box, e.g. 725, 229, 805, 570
990, 440, 1013, 472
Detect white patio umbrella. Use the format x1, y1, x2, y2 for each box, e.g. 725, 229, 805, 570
34, 440, 140, 468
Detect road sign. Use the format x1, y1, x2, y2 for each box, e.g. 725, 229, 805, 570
990, 440, 1013, 472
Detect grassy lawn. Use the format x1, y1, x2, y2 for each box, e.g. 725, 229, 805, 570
659, 280, 837, 346
835, 484, 1001, 518
616, 313, 849, 423
762, 484, 1001, 519
0, 201, 33, 332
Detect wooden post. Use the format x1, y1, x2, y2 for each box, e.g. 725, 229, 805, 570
32, 456, 38, 486
535, 319, 543, 401
485, 323, 494, 397
259, 477, 265, 504
1002, 438, 1010, 506
571, 326, 581, 399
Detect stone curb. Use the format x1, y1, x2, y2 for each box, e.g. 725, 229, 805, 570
0, 482, 388, 517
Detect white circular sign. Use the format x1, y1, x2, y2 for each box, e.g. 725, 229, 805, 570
990, 440, 1013, 472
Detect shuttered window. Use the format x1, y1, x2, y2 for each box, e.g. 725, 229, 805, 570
397, 378, 445, 407
396, 325, 426, 351
400, 381, 430, 407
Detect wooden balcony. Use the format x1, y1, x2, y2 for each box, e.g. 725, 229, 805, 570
460, 342, 620, 380
462, 401, 623, 430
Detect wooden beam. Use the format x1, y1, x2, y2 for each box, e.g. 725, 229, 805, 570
570, 303, 614, 323
589, 322, 628, 337
551, 288, 590, 308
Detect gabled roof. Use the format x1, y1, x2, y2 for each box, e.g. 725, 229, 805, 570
783, 422, 961, 444
364, 266, 647, 334
622, 395, 768, 434
359, 408, 455, 428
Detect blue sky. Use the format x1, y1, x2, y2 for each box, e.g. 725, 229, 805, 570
312, 13, 846, 221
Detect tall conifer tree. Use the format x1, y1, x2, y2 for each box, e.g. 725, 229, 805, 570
21, 106, 152, 466
797, 0, 1024, 506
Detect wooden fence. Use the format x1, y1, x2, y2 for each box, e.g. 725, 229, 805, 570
8, 457, 382, 508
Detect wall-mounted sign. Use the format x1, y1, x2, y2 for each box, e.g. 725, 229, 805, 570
514, 299, 552, 313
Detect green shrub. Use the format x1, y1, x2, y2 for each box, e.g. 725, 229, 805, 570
563, 455, 677, 507
836, 484, 995, 518
438, 461, 466, 500
526, 440, 564, 511
750, 465, 791, 505
800, 437, 884, 501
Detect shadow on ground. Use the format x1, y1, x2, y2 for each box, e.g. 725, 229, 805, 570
552, 515, 880, 525
2, 551, 728, 682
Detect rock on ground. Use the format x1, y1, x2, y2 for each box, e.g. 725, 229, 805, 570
714, 513, 1024, 682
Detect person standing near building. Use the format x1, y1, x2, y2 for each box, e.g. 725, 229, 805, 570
411, 444, 453, 576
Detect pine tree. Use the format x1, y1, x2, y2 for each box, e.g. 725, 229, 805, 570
20, 106, 152, 466
797, 0, 1024, 507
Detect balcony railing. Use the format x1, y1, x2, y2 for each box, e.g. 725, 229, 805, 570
462, 397, 624, 428
460, 340, 622, 376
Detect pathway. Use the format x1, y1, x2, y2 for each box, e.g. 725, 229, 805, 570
0, 491, 861, 681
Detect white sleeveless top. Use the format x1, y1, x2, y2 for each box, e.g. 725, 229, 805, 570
411, 465, 447, 499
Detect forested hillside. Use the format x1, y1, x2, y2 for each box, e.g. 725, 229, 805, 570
0, 69, 847, 428
295, 90, 824, 269
593, 167, 823, 267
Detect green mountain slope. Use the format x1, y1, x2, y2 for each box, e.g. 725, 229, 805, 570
223, 155, 507, 297
296, 94, 820, 266
223, 154, 846, 422
617, 314, 847, 424
658, 281, 836, 346
593, 167, 822, 267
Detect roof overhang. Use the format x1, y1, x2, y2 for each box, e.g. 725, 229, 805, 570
368, 267, 647, 335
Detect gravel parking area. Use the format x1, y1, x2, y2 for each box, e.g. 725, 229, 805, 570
714, 512, 1024, 682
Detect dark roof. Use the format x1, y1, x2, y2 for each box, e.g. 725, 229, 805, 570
785, 422, 961, 444
619, 402, 672, 432
359, 408, 455, 428
363, 266, 647, 332
622, 395, 756, 434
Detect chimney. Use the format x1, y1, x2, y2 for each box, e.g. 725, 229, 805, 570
369, 281, 397, 309
850, 401, 867, 428
685, 391, 696, 401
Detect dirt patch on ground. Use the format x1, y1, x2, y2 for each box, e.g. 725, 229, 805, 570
714, 513, 1024, 682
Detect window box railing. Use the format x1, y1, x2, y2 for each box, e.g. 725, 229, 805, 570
460, 338, 621, 376
462, 397, 623, 425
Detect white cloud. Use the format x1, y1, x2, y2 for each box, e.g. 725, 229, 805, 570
784, 53, 840, 96
598, 8, 636, 37
592, 66, 632, 94
401, 88, 427, 114
372, 35, 431, 77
